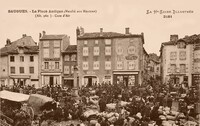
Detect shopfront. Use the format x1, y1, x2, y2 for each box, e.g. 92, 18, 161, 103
192, 74, 200, 87
113, 71, 139, 86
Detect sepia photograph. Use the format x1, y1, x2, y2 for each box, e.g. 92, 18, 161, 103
0, 0, 200, 125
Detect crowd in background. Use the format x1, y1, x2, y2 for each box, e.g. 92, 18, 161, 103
0, 77, 199, 126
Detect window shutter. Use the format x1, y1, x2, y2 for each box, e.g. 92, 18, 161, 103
176, 67, 179, 73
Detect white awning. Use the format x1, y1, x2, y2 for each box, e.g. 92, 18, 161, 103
0, 90, 30, 102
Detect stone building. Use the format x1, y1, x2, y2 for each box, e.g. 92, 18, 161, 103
62, 45, 77, 88
77, 27, 147, 87
38, 31, 70, 87
0, 35, 39, 87
160, 34, 200, 87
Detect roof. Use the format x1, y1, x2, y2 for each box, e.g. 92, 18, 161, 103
162, 34, 200, 46
40, 34, 67, 40
0, 36, 37, 56
63, 45, 77, 53
77, 32, 143, 39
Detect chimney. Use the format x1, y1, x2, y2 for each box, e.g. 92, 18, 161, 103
22, 34, 26, 38
39, 33, 42, 38
76, 27, 80, 36
125, 27, 130, 34
100, 28, 103, 33
5, 39, 11, 46
80, 27, 84, 35
170, 34, 178, 42
42, 31, 46, 36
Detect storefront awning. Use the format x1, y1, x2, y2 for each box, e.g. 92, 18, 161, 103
113, 71, 139, 75
10, 75, 30, 79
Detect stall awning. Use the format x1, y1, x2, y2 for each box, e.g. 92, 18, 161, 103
10, 75, 30, 79
0, 90, 30, 102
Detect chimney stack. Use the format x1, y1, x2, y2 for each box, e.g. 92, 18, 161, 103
170, 34, 178, 42
76, 27, 80, 36
42, 31, 46, 36
22, 34, 26, 38
125, 27, 130, 34
39, 33, 42, 38
80, 27, 84, 35
5, 39, 11, 46
100, 28, 103, 33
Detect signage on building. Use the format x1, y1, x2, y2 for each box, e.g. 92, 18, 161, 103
86, 71, 95, 75
44, 58, 60, 61
125, 54, 138, 60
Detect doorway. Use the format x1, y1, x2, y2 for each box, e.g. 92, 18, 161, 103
50, 76, 54, 87
88, 77, 92, 87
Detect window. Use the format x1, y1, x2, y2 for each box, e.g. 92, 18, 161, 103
94, 47, 99, 56
43, 49, 49, 58
29, 67, 34, 74
93, 61, 99, 70
177, 42, 186, 49
128, 61, 136, 70
170, 64, 176, 73
10, 67, 15, 74
64, 55, 70, 61
43, 41, 49, 47
55, 62, 59, 69
19, 67, 24, 73
54, 41, 60, 47
105, 61, 111, 70
30, 56, 34, 62
44, 62, 49, 69
20, 56, 24, 62
95, 40, 98, 45
10, 56, 15, 62
170, 52, 177, 60
180, 64, 186, 73
54, 48, 60, 58
179, 51, 186, 60
83, 62, 89, 70
71, 54, 76, 61
116, 46, 123, 55
105, 39, 111, 45
83, 47, 88, 56
105, 46, 111, 55
84, 40, 87, 45
64, 66, 70, 74
117, 61, 123, 70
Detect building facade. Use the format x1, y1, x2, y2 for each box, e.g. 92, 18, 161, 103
160, 34, 200, 87
77, 27, 146, 87
62, 45, 77, 88
0, 35, 39, 88
38, 31, 70, 87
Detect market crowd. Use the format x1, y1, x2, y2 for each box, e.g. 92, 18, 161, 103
0, 78, 200, 126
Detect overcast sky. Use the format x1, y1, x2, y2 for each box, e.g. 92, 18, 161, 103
0, 0, 199, 55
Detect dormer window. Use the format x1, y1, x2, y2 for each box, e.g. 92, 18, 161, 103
177, 40, 186, 49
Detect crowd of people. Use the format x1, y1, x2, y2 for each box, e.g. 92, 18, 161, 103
0, 78, 200, 126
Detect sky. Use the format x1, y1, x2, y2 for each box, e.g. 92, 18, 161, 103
0, 0, 200, 55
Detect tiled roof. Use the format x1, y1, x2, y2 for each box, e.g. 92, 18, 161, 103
63, 45, 77, 53
77, 32, 142, 39
162, 34, 200, 45
0, 36, 37, 56
23, 46, 39, 54
40, 34, 67, 40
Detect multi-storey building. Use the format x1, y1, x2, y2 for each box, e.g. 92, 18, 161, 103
148, 53, 160, 79
38, 31, 70, 87
77, 27, 146, 87
0, 35, 39, 87
62, 45, 77, 88
160, 34, 200, 87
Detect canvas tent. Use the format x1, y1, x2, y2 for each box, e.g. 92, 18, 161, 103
0, 90, 29, 102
